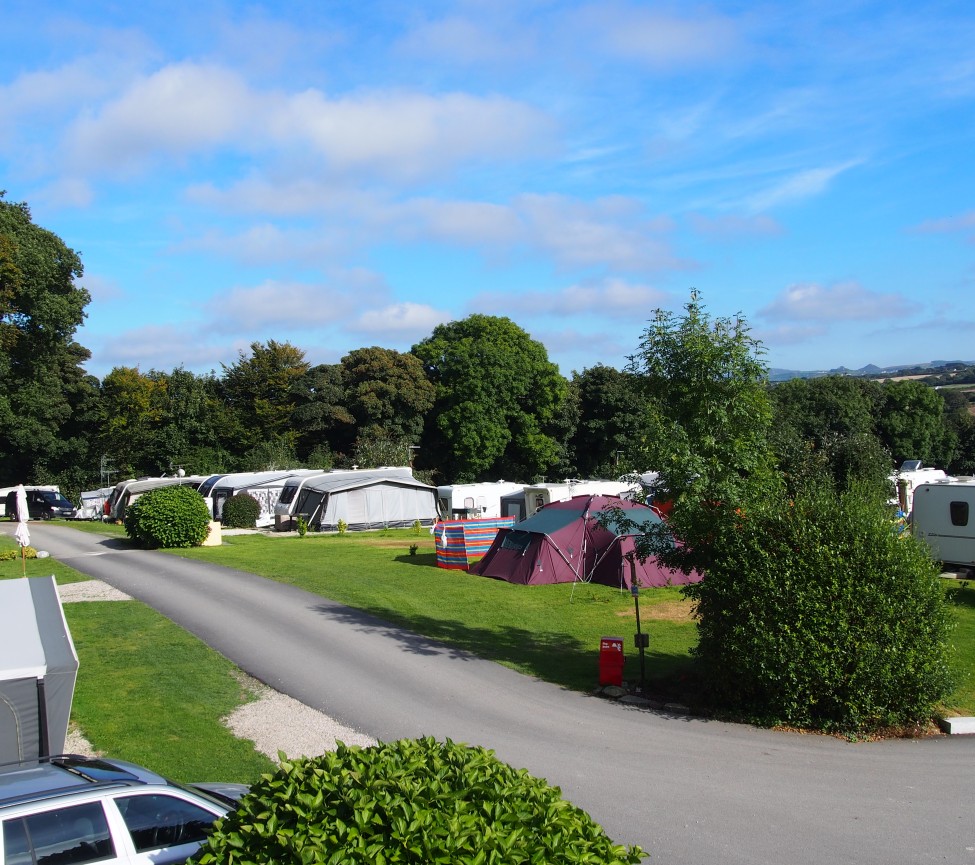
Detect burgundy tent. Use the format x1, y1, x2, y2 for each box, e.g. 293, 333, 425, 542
471, 494, 702, 588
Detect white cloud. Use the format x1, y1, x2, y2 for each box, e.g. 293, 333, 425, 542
912, 210, 975, 242
569, 3, 741, 67
759, 282, 918, 322
62, 62, 555, 182
204, 278, 366, 334
85, 323, 230, 373
688, 213, 784, 239
396, 15, 536, 66
351, 302, 452, 340
469, 278, 668, 320
67, 63, 251, 174
746, 160, 862, 211
178, 223, 353, 266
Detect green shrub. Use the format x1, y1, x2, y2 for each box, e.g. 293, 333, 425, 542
192, 738, 644, 865
296, 515, 308, 538
124, 485, 211, 549
337, 518, 348, 534
412, 518, 422, 535
0, 546, 36, 560
684, 482, 955, 733
221, 493, 261, 529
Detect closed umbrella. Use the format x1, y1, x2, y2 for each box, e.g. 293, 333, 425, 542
14, 484, 30, 576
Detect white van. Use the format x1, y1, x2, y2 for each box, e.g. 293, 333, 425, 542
912, 477, 975, 567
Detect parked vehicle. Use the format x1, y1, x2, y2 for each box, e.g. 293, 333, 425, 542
72, 487, 116, 520
273, 467, 414, 530
890, 459, 948, 514
0, 486, 60, 519
436, 481, 525, 520
200, 470, 324, 528
104, 476, 208, 522
4, 488, 75, 521
520, 478, 641, 517
912, 477, 975, 567
0, 754, 248, 865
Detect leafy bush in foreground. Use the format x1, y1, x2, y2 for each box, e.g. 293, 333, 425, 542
221, 492, 261, 529
191, 737, 645, 865
124, 485, 211, 548
683, 482, 955, 732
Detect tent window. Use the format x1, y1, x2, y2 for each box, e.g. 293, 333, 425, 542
501, 531, 532, 552
950, 501, 969, 527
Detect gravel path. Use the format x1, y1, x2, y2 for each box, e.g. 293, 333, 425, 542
60, 579, 376, 760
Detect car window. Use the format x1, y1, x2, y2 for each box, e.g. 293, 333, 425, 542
4, 801, 115, 865
115, 794, 218, 853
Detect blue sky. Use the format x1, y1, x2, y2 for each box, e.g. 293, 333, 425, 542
2, 1, 973, 379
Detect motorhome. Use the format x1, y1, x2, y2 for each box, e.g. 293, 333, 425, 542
436, 481, 526, 520
912, 477, 975, 568
521, 478, 641, 517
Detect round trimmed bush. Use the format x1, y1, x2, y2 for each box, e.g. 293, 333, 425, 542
124, 484, 211, 548
221, 492, 261, 529
191, 737, 645, 865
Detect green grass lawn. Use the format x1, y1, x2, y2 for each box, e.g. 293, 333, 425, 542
1, 533, 275, 783
166, 530, 698, 694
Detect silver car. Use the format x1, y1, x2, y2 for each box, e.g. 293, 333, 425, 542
0, 755, 249, 865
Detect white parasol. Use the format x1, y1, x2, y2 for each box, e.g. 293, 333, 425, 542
14, 484, 30, 575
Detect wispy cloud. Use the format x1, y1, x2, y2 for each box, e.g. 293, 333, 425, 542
469, 278, 669, 320
911, 210, 975, 242
746, 160, 863, 212
759, 281, 918, 322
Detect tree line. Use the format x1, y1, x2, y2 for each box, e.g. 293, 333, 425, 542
3, 194, 975, 500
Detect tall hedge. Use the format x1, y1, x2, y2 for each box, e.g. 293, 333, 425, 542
683, 482, 954, 732
124, 484, 211, 548
191, 737, 645, 865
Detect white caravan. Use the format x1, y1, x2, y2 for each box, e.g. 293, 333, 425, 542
106, 475, 209, 521
274, 467, 414, 530
912, 477, 975, 567
521, 478, 641, 517
202, 469, 324, 527
436, 481, 526, 520
889, 460, 948, 513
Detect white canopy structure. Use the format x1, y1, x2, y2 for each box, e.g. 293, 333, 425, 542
0, 576, 79, 763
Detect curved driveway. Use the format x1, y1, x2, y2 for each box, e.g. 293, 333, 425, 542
7, 522, 973, 865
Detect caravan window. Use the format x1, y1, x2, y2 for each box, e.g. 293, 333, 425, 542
950, 501, 969, 527
278, 484, 298, 505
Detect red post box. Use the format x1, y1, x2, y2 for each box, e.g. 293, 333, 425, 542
598, 636, 624, 687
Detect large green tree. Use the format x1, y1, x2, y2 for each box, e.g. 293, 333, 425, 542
877, 379, 951, 467
769, 375, 890, 494
220, 340, 309, 454
411, 315, 568, 482
290, 363, 353, 462
0, 195, 97, 485
340, 347, 435, 445
619, 291, 953, 733
569, 364, 646, 478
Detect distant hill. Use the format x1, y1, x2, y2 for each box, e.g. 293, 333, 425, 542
768, 360, 975, 382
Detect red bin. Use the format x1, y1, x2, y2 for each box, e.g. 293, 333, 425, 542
598, 636, 624, 687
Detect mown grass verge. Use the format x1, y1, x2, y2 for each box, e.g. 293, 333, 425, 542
0, 533, 275, 783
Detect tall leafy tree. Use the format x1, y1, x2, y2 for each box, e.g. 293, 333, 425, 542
220, 340, 309, 453
96, 366, 167, 476
411, 315, 568, 483
569, 364, 647, 477
0, 195, 96, 485
290, 363, 354, 462
877, 379, 950, 467
340, 347, 435, 445
769, 375, 889, 493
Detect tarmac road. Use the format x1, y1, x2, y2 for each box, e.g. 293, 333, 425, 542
8, 522, 974, 865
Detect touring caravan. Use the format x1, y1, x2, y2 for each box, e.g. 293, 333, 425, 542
912, 477, 975, 567
436, 481, 526, 520
105, 475, 208, 522
202, 470, 323, 527
274, 467, 413, 530
890, 460, 948, 514
521, 478, 641, 517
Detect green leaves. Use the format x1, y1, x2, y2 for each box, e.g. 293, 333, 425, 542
191, 737, 645, 865
124, 484, 212, 548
